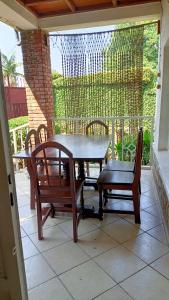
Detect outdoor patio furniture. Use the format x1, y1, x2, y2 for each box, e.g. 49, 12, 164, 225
97, 128, 143, 223
103, 127, 143, 200
85, 120, 109, 189
36, 124, 49, 143
14, 134, 110, 215
31, 141, 84, 242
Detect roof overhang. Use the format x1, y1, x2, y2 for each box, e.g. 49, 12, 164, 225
40, 2, 161, 32
0, 0, 161, 32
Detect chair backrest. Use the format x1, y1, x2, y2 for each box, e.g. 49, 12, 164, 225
31, 141, 75, 203
25, 129, 37, 150
134, 127, 143, 184
86, 120, 109, 135
36, 124, 49, 144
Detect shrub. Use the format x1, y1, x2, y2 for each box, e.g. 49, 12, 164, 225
115, 129, 152, 165
8, 116, 28, 154
8, 116, 28, 129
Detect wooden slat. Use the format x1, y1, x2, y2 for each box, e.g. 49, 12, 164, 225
18, 0, 160, 17
64, 0, 76, 12
112, 0, 117, 7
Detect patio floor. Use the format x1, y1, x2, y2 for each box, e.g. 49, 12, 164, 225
15, 169, 169, 300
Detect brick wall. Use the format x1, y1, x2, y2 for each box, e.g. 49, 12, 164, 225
21, 30, 54, 136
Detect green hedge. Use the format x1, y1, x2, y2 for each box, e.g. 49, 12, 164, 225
8, 116, 28, 129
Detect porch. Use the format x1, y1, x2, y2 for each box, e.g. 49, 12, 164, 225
1, 0, 169, 299
15, 168, 169, 299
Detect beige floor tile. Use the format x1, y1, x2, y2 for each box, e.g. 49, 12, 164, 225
141, 184, 152, 194
19, 204, 36, 222
94, 286, 132, 300
78, 229, 118, 257
58, 218, 99, 237
59, 260, 115, 300
94, 245, 146, 283
21, 215, 67, 235
151, 253, 169, 279
121, 266, 169, 300
140, 194, 155, 209
148, 224, 168, 245
25, 254, 55, 290
106, 200, 133, 212
43, 241, 89, 275
29, 225, 70, 252
17, 193, 30, 207
99, 213, 120, 226
20, 227, 27, 238
123, 232, 169, 263
138, 210, 162, 231
21, 216, 38, 235
102, 219, 142, 243
28, 277, 73, 300
22, 236, 39, 259
144, 204, 162, 218
143, 189, 156, 199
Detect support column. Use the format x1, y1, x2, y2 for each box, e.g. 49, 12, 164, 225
21, 30, 54, 136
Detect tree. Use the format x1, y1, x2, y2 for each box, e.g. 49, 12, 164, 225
1, 53, 22, 86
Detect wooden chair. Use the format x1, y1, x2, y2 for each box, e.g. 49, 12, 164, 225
85, 120, 109, 189
36, 124, 49, 144
104, 127, 143, 195
25, 129, 37, 150
97, 128, 143, 223
31, 141, 84, 242
25, 129, 38, 209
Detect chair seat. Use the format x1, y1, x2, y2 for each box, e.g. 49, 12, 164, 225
39, 179, 83, 202
97, 170, 134, 185
104, 160, 134, 172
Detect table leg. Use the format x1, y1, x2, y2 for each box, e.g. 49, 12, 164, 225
77, 161, 85, 180
27, 159, 36, 210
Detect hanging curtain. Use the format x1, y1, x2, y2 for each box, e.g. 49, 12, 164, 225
51, 23, 156, 134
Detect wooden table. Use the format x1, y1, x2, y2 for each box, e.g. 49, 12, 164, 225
14, 134, 110, 216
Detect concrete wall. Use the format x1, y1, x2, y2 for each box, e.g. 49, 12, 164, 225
155, 0, 169, 150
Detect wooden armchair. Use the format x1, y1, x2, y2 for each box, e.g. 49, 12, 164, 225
97, 128, 143, 223
31, 141, 84, 242
85, 120, 109, 189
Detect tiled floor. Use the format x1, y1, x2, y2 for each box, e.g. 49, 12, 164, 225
15, 169, 169, 300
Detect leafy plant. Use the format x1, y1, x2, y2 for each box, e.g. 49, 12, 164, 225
2, 53, 22, 86
115, 129, 152, 165
142, 129, 152, 165
8, 116, 28, 154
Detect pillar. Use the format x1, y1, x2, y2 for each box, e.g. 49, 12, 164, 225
21, 30, 54, 136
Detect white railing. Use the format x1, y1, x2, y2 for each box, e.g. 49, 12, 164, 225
54, 116, 154, 166
10, 123, 29, 169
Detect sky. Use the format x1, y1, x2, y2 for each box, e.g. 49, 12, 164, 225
0, 21, 115, 75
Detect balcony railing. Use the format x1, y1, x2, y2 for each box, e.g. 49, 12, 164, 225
9, 116, 154, 169
10, 123, 29, 169
54, 116, 154, 167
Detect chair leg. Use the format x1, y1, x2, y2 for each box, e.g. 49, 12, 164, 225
98, 186, 103, 220
72, 208, 78, 242
86, 162, 90, 176
132, 187, 141, 224
30, 180, 35, 210
37, 201, 43, 240
139, 180, 141, 194
100, 161, 102, 172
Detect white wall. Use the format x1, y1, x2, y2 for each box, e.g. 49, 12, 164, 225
155, 0, 169, 150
